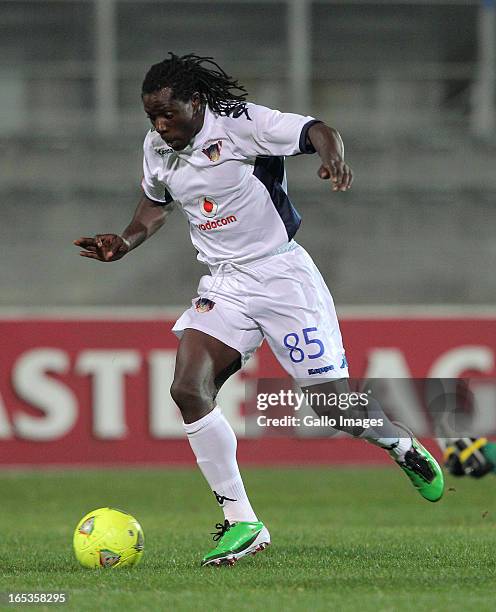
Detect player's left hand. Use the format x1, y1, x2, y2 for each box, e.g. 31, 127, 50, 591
318, 160, 353, 192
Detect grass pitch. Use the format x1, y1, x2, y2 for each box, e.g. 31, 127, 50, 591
0, 466, 495, 611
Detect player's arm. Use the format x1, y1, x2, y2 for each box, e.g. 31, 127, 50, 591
74, 194, 174, 262
234, 103, 353, 192
307, 122, 353, 192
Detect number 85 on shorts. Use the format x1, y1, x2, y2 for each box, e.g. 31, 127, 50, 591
279, 327, 348, 382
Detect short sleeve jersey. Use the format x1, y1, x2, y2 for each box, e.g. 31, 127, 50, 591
141, 102, 319, 267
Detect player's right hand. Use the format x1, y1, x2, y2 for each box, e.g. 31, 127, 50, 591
73, 234, 130, 262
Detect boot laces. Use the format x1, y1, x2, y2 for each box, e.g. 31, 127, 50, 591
211, 519, 231, 542
403, 447, 435, 483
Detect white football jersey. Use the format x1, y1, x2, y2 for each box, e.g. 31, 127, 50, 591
141, 102, 320, 267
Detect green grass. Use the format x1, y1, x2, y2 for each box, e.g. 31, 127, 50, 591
0, 467, 495, 611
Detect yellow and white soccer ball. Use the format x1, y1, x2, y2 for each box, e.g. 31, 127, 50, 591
73, 507, 144, 568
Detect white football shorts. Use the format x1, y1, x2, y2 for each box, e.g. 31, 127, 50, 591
172, 242, 349, 386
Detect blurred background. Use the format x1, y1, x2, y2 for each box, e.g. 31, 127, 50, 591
2, 0, 496, 307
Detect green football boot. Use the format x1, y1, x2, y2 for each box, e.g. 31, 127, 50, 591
201, 520, 270, 567
392, 437, 444, 502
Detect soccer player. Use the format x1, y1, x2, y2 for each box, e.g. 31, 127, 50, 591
74, 53, 444, 566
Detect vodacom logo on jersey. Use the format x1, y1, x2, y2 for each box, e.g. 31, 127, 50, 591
199, 196, 218, 218
197, 196, 238, 231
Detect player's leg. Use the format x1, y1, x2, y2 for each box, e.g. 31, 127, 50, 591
171, 329, 261, 522
171, 327, 241, 423
171, 326, 269, 565
300, 378, 444, 502
253, 244, 443, 501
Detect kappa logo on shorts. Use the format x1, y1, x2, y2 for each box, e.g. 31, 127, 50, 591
308, 364, 335, 376
202, 140, 222, 162
195, 298, 216, 313
199, 196, 219, 218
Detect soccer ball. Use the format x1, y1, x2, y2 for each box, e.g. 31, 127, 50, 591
73, 507, 144, 569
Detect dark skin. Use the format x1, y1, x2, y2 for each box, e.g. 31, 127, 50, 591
75, 88, 357, 425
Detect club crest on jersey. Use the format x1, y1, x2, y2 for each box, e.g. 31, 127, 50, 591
195, 298, 215, 313
202, 140, 222, 162
199, 196, 219, 218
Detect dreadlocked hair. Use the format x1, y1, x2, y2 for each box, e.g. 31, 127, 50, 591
142, 52, 248, 116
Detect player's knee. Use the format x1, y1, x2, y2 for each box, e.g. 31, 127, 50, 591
170, 379, 214, 415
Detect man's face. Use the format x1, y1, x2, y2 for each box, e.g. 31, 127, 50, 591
142, 87, 203, 151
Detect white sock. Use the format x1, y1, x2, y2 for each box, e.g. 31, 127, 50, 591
374, 436, 413, 460
183, 406, 258, 524
357, 397, 413, 460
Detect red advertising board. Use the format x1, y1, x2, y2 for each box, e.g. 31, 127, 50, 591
0, 309, 495, 466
